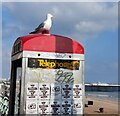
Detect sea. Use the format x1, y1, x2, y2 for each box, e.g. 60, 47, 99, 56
85, 91, 119, 102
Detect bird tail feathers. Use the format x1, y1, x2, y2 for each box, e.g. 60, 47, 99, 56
29, 31, 36, 34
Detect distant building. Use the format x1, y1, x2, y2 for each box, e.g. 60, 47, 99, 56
85, 82, 120, 92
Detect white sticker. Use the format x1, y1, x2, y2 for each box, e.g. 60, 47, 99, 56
72, 99, 83, 114
39, 83, 50, 99
73, 84, 82, 99
50, 100, 61, 115
38, 100, 49, 115
61, 100, 71, 115
51, 84, 61, 99
27, 83, 38, 99
62, 84, 72, 99
26, 100, 38, 114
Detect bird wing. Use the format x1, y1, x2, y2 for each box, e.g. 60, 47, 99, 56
29, 22, 45, 34
35, 22, 45, 31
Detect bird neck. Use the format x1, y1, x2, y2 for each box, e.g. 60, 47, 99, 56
46, 18, 52, 24
47, 17, 52, 21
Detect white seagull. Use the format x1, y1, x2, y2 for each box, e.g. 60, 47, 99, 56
29, 13, 54, 34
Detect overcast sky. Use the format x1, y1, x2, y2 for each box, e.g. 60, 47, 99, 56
1, 2, 118, 83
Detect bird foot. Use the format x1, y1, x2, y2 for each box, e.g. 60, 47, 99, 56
42, 30, 50, 34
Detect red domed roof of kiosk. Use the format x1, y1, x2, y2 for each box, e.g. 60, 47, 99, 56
12, 34, 84, 55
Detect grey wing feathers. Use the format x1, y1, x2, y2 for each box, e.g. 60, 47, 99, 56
29, 22, 45, 34
35, 22, 45, 31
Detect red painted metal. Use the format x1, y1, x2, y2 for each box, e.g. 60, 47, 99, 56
12, 34, 84, 55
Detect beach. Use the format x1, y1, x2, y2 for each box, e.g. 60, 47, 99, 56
84, 96, 119, 116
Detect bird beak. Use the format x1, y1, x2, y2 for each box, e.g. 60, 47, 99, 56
52, 16, 54, 19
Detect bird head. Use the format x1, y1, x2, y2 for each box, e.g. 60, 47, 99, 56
47, 13, 54, 19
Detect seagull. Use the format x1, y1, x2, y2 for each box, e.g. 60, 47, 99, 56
29, 13, 54, 34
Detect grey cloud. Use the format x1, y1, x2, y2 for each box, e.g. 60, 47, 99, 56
3, 2, 118, 40
75, 21, 103, 34
2, 2, 118, 81
3, 0, 120, 2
